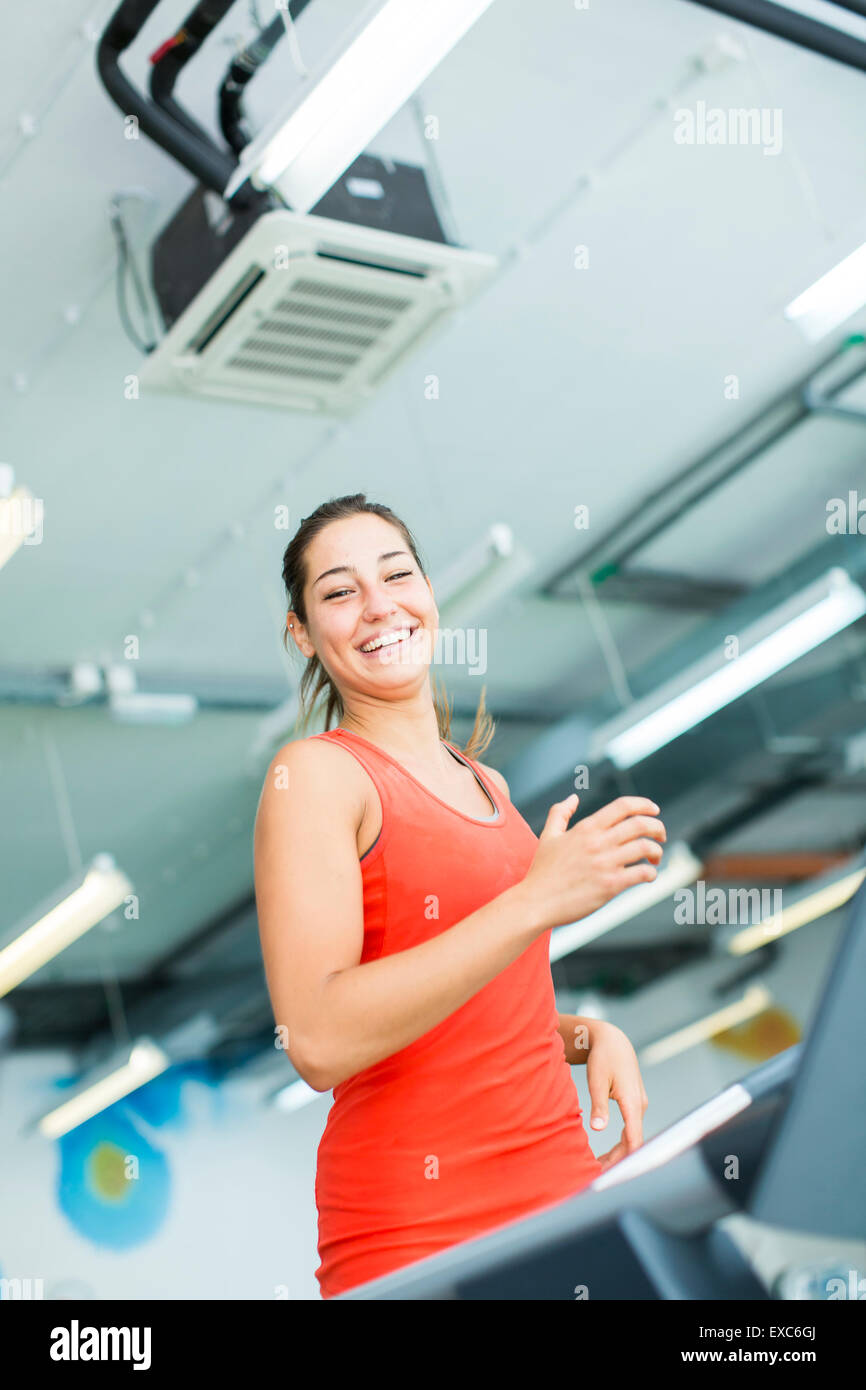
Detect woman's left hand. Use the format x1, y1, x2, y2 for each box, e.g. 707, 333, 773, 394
585, 1021, 648, 1171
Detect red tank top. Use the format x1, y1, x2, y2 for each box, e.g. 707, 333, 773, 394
311, 726, 603, 1298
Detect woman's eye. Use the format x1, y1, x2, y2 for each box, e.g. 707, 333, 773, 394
323, 571, 411, 600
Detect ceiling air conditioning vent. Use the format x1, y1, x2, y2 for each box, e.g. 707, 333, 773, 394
140, 211, 496, 414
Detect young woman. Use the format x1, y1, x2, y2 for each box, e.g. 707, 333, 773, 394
254, 494, 664, 1299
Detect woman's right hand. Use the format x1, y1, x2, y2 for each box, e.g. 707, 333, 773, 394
522, 793, 667, 932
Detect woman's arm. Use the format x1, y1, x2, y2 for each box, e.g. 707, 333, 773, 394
559, 1014, 650, 1165
255, 738, 544, 1092
557, 1012, 597, 1064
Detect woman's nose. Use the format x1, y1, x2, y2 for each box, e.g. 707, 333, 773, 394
362, 588, 397, 620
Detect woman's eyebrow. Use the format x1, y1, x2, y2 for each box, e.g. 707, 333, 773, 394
313, 551, 411, 588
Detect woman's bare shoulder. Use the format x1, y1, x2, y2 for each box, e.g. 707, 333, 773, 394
258, 734, 369, 822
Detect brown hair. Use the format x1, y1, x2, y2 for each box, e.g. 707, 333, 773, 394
280, 493, 494, 760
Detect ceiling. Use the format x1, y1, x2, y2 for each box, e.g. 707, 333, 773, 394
1, 0, 865, 1068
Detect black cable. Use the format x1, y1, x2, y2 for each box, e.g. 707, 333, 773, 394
124, 231, 155, 340
110, 211, 157, 354
116, 256, 154, 355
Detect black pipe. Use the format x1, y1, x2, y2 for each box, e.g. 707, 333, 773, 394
825, 0, 866, 16
685, 0, 866, 72
219, 15, 284, 156
219, 0, 314, 156
96, 0, 259, 207
148, 0, 236, 146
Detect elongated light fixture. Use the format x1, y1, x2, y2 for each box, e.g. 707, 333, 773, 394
549, 841, 702, 962
37, 1039, 169, 1139
592, 568, 866, 770
639, 984, 772, 1067
224, 0, 496, 209
784, 239, 866, 342
0, 854, 133, 998
273, 1077, 320, 1113
0, 484, 41, 570
435, 522, 534, 627
728, 863, 866, 956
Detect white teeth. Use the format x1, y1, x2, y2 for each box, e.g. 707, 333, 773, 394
360, 628, 413, 653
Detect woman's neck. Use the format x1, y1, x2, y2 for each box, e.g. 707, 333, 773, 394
338, 692, 448, 768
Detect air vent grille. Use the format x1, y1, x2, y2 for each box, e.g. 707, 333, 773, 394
291, 277, 413, 313
140, 211, 497, 413
225, 274, 416, 386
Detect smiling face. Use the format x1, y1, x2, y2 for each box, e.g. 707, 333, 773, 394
288, 511, 439, 707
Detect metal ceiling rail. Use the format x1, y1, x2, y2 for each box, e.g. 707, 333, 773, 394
542, 337, 866, 599
0, 668, 554, 725
684, 0, 866, 73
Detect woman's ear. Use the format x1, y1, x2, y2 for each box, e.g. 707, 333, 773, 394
286, 613, 314, 659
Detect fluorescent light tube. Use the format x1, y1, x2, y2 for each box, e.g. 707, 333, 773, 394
594, 568, 866, 770
728, 864, 866, 956
37, 1039, 169, 1139
549, 841, 702, 962
108, 692, 197, 724
434, 523, 513, 606
273, 1077, 319, 1112
639, 984, 772, 1067
784, 239, 866, 342
435, 523, 534, 627
0, 854, 133, 997
224, 0, 496, 209
0, 485, 41, 570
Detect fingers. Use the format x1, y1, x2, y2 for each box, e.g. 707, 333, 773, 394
588, 1088, 609, 1132
596, 1104, 646, 1170
616, 860, 660, 888
540, 792, 579, 838
589, 795, 659, 830
589, 804, 667, 872
607, 814, 666, 849
619, 836, 665, 866
595, 1138, 629, 1170
616, 1095, 645, 1152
